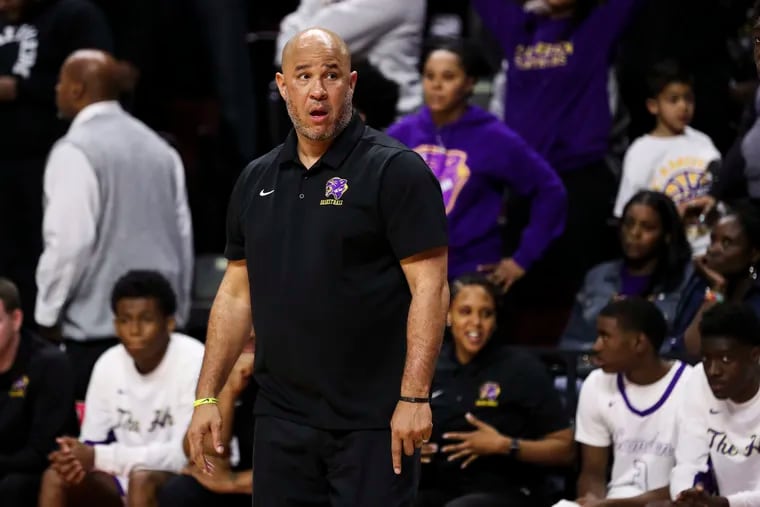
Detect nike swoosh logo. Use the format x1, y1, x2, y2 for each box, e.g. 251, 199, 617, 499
259, 189, 275, 196
431, 389, 444, 399
709, 409, 720, 414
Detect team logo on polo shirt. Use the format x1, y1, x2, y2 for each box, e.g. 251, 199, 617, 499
475, 381, 500, 407
320, 177, 349, 206
8, 375, 29, 398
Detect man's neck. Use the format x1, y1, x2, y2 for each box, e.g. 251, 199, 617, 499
0, 331, 21, 374
297, 136, 334, 169
625, 357, 672, 386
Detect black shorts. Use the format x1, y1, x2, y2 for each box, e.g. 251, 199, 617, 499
253, 415, 420, 507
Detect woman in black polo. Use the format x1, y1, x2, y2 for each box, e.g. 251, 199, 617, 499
417, 274, 574, 507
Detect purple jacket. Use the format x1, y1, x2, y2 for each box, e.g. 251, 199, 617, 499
387, 105, 566, 278
472, 0, 641, 172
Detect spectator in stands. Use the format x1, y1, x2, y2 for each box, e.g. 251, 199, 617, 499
38, 270, 205, 507
673, 201, 760, 355
158, 342, 255, 507
668, 303, 760, 506
387, 38, 567, 287
469, 0, 644, 342
276, 0, 425, 116
0, 0, 112, 322
614, 60, 720, 255
416, 274, 573, 507
561, 191, 692, 349
565, 298, 691, 507
35, 49, 193, 401
0, 278, 76, 507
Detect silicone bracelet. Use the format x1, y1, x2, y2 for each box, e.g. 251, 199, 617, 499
193, 397, 219, 408
399, 396, 430, 403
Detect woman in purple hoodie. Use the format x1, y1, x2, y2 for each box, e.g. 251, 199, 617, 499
387, 39, 567, 289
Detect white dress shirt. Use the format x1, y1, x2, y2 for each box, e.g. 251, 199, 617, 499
35, 101, 193, 329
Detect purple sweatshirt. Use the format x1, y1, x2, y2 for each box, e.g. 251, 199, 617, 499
472, 0, 641, 172
387, 105, 567, 278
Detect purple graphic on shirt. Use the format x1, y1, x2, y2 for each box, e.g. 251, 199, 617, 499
415, 145, 471, 214
325, 177, 349, 200
661, 169, 712, 205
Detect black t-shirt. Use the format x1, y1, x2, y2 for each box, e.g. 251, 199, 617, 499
225, 113, 448, 430
0, 332, 78, 476
424, 341, 569, 496
0, 0, 113, 158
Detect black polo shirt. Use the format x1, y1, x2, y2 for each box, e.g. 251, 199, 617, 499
0, 332, 78, 476
225, 113, 448, 430
423, 340, 569, 496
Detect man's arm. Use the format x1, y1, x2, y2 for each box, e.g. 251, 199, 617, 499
577, 444, 609, 500
35, 144, 100, 332
169, 148, 194, 328
195, 260, 252, 400
183, 350, 253, 458
187, 260, 252, 471
399, 247, 449, 398
0, 349, 76, 473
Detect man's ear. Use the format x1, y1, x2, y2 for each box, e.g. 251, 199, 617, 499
349, 70, 358, 91
275, 72, 288, 101
11, 308, 23, 333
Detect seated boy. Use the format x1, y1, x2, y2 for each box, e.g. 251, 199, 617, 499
562, 298, 692, 507
668, 303, 760, 507
39, 270, 205, 507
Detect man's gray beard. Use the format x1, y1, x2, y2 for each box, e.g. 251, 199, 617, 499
287, 89, 354, 142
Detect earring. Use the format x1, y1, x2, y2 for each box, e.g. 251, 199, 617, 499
751, 266, 757, 281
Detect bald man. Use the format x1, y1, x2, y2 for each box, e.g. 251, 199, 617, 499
35, 49, 193, 401
186, 28, 449, 506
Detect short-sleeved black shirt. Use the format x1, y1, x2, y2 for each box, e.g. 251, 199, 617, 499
225, 113, 448, 430
423, 340, 569, 496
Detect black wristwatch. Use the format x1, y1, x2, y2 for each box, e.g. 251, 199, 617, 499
508, 438, 521, 458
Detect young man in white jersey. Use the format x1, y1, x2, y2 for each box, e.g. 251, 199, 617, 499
38, 270, 205, 507
667, 302, 760, 507
568, 298, 692, 507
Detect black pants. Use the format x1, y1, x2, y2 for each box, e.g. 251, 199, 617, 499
253, 415, 420, 507
0, 473, 41, 507
0, 157, 46, 323
64, 338, 120, 400
157, 473, 251, 507
501, 160, 619, 345
415, 490, 534, 507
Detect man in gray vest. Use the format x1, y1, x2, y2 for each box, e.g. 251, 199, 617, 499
35, 49, 193, 401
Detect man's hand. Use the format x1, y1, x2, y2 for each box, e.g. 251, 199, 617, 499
182, 459, 236, 494
187, 404, 224, 474
478, 258, 525, 293
0, 76, 17, 101
48, 437, 94, 485
675, 484, 728, 507
441, 413, 508, 469
390, 400, 432, 475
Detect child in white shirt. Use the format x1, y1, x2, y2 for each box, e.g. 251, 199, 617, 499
615, 61, 720, 254
39, 270, 204, 507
